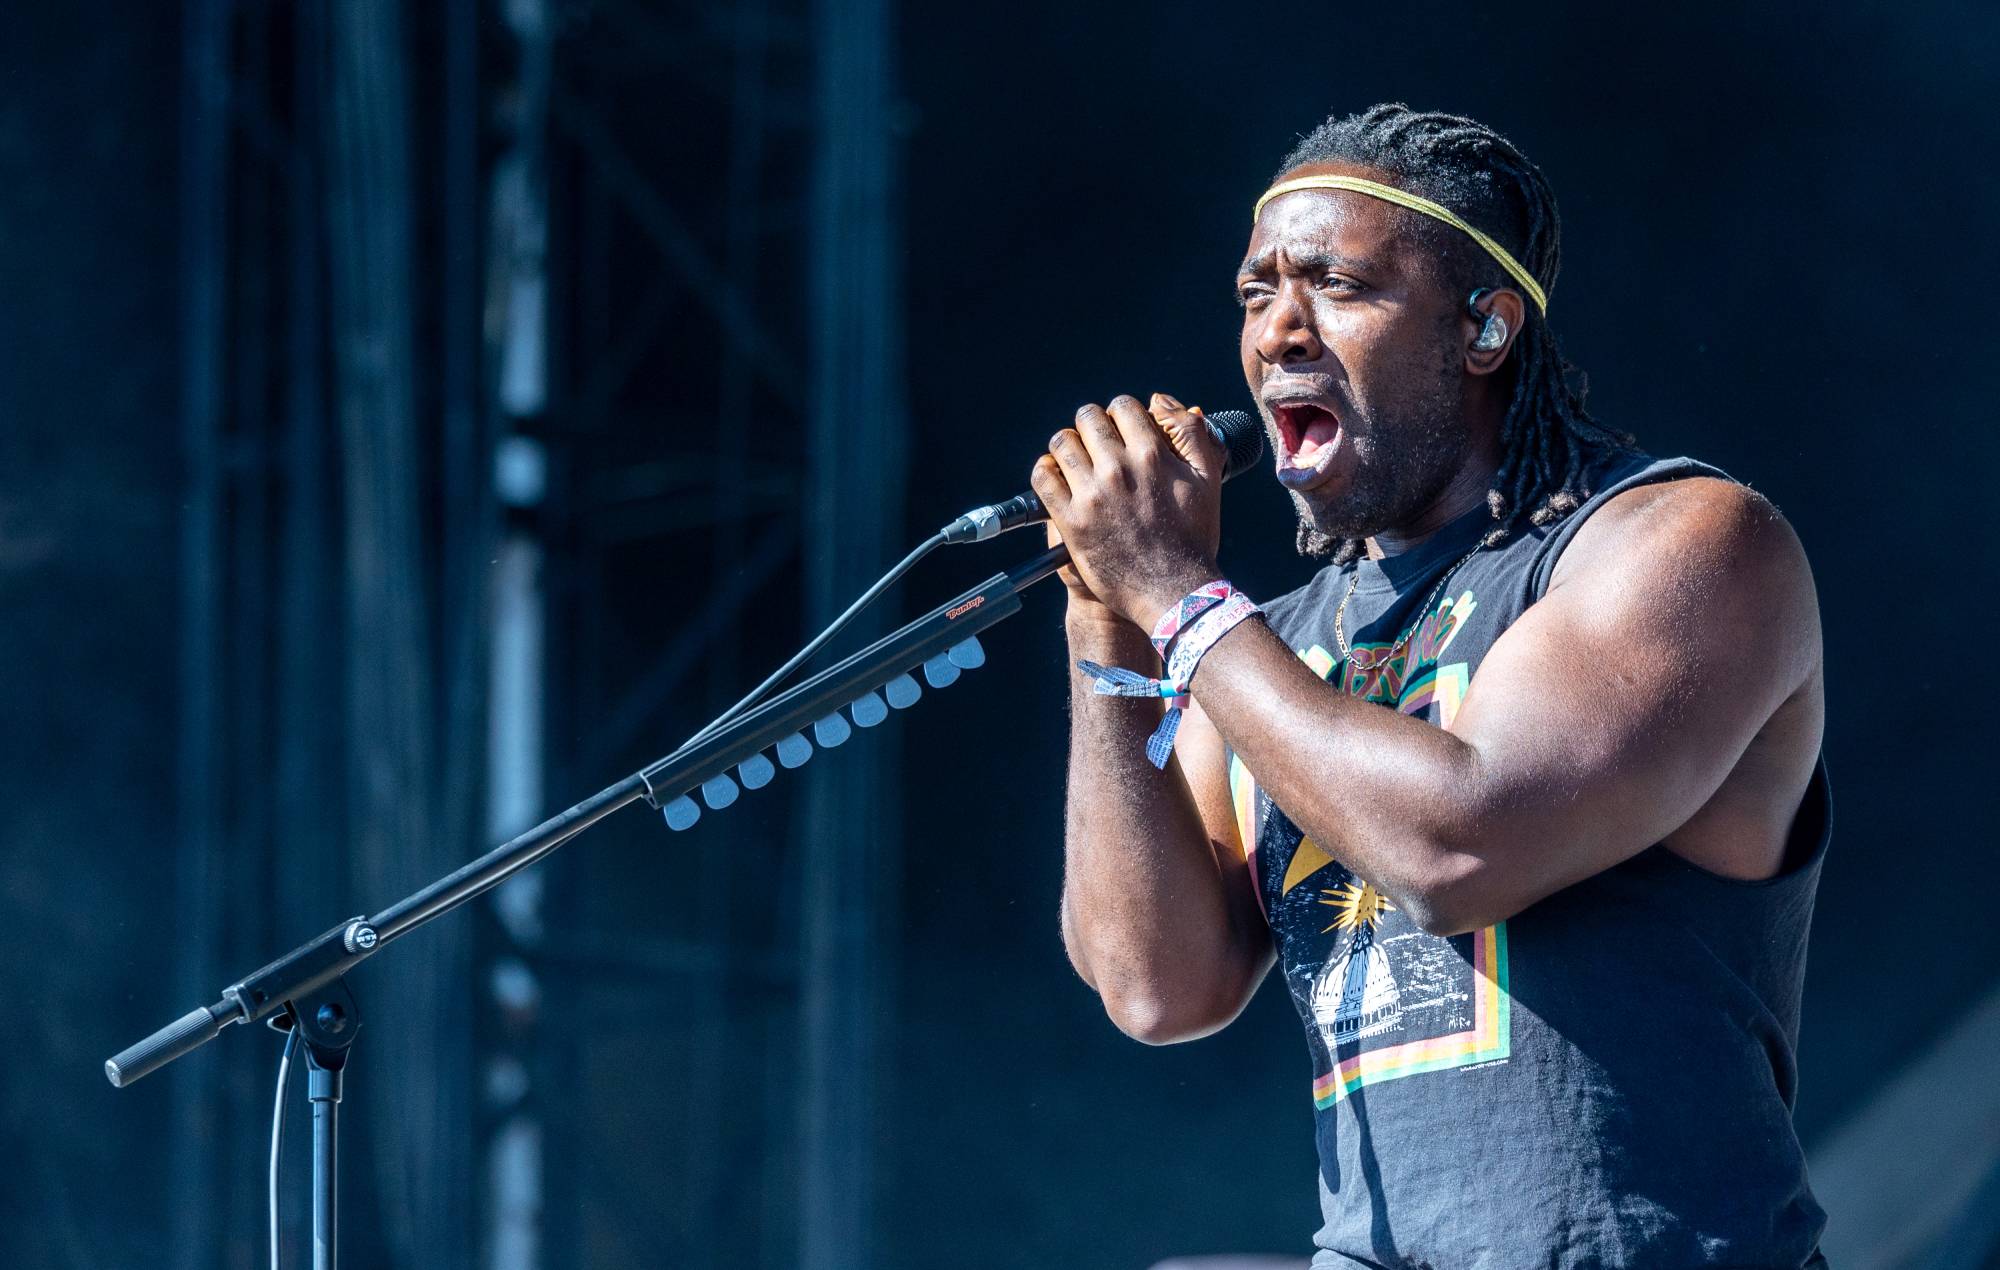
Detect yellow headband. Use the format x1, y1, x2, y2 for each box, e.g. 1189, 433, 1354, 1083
1252, 174, 1549, 315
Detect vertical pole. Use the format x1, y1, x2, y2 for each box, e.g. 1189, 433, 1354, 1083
310, 1058, 344, 1270
440, 0, 491, 853
278, 0, 337, 958
487, 4, 552, 1267
802, 0, 907, 1264
172, 3, 230, 1267
323, 2, 467, 1261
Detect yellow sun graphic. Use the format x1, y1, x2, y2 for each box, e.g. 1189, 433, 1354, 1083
1318, 880, 1394, 934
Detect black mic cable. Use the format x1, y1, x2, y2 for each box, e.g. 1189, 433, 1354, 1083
677, 530, 948, 751
668, 407, 1264, 756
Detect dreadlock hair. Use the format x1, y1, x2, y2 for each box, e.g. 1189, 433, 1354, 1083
1275, 103, 1635, 563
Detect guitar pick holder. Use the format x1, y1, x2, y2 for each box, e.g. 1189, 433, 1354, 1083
103, 541, 1073, 1270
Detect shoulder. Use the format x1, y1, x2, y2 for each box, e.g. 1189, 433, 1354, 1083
1556, 474, 1808, 587
1551, 474, 1821, 680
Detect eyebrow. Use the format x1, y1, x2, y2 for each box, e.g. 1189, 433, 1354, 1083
1236, 247, 1383, 282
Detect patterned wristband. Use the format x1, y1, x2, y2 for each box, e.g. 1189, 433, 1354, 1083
1148, 580, 1232, 659
1164, 590, 1261, 690
1075, 581, 1261, 770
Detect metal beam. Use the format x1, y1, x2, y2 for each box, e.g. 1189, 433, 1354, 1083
171, 3, 230, 1265
800, 0, 907, 1263
324, 3, 473, 1262
574, 519, 797, 774
547, 86, 804, 413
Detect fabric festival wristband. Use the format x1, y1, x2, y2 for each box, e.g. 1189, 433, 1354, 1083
1164, 590, 1260, 690
1149, 579, 1231, 658
1075, 583, 1262, 770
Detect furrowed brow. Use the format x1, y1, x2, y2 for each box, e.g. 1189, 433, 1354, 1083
1238, 247, 1375, 281
1284, 248, 1374, 276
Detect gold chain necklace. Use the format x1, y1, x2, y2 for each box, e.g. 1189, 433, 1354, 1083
1332, 543, 1483, 669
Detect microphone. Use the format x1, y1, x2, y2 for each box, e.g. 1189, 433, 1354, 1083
940, 408, 1264, 544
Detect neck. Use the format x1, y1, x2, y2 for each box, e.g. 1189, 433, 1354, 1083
1365, 408, 1505, 560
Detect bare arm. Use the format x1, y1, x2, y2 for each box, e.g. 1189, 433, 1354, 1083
1039, 393, 1272, 1044
1058, 611, 1272, 1043
1038, 393, 1821, 1033
1182, 478, 1823, 936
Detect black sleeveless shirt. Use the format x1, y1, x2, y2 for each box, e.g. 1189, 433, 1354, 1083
1228, 454, 1829, 1269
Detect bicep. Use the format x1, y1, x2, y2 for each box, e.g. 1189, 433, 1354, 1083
1445, 482, 1818, 893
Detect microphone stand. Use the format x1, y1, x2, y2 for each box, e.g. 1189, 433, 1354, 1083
105, 542, 1072, 1270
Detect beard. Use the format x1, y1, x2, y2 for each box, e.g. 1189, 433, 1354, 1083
1292, 335, 1471, 558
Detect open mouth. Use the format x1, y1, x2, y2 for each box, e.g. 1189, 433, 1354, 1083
1270, 401, 1343, 488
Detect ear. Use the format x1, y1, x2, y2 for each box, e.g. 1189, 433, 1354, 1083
1462, 286, 1527, 376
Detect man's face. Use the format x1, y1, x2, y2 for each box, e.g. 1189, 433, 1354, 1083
1237, 163, 1473, 548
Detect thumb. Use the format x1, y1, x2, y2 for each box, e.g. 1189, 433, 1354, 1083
1150, 392, 1223, 483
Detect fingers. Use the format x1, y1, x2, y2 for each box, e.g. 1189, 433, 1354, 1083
1072, 401, 1124, 468
1104, 395, 1165, 455
1149, 391, 1224, 483
1046, 426, 1090, 479
1049, 391, 1210, 499
1034, 456, 1090, 590
1029, 452, 1071, 514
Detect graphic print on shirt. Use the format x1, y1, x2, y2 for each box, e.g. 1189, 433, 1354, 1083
1229, 588, 1512, 1107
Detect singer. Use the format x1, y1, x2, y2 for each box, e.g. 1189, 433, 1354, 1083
1041, 105, 1827, 1268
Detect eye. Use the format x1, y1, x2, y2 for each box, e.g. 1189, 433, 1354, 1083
1235, 283, 1274, 310
1316, 274, 1362, 293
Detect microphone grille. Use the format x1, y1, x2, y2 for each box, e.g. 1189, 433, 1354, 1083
1205, 409, 1265, 481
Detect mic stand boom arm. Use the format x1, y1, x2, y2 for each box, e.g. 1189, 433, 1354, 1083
104, 542, 1073, 1089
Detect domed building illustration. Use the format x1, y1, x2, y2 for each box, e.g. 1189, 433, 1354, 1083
1310, 879, 1403, 1048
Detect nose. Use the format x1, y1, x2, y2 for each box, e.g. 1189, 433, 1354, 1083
1252, 284, 1323, 366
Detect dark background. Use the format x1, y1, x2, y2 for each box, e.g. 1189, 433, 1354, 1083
3, 2, 1995, 1268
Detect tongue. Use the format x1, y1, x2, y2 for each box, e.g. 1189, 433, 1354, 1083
1294, 417, 1339, 462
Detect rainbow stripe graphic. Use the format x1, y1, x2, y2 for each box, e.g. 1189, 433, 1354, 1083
1311, 921, 1511, 1108
1237, 595, 1511, 1110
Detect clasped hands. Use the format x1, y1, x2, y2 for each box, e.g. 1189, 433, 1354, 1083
1030, 392, 1226, 633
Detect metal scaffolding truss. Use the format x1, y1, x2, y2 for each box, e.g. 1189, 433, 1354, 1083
503, 1, 907, 1266
167, 1, 902, 1264
173, 1, 490, 1267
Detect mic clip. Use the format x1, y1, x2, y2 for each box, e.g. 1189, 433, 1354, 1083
940, 493, 1042, 545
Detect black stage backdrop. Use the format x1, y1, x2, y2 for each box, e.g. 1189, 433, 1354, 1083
3, 2, 1995, 1267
